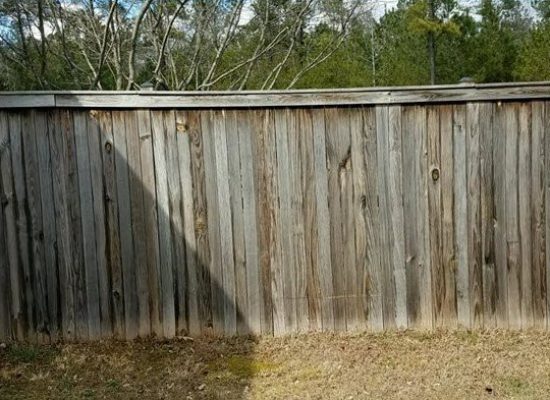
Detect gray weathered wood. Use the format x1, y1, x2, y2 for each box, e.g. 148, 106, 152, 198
274, 109, 296, 333
518, 103, 533, 329
112, 111, 138, 339
439, 105, 457, 328
531, 102, 547, 329
312, 108, 334, 332
151, 110, 176, 338
3, 94, 550, 341
4, 84, 546, 109
74, 111, 101, 340
453, 105, 470, 328
225, 110, 247, 334
493, 103, 509, 329
466, 103, 483, 329
37, 112, 60, 340
480, 103, 496, 328
238, 110, 262, 335
200, 110, 224, 334
505, 104, 521, 330
97, 110, 124, 338
1, 111, 25, 340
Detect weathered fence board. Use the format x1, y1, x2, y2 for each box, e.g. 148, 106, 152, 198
1, 88, 550, 341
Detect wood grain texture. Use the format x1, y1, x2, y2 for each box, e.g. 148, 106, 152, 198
493, 103, 509, 329
531, 102, 547, 329
312, 108, 334, 332
200, 111, 224, 335
351, 107, 383, 331
1, 111, 25, 340
325, 107, 351, 331
466, 103, 483, 329
439, 105, 457, 328
453, 105, 470, 328
3, 99, 550, 342
151, 110, 176, 338
3, 83, 548, 109
97, 110, 124, 338
112, 111, 138, 339
480, 103, 496, 328
136, 110, 161, 336
518, 103, 533, 329
505, 104, 521, 330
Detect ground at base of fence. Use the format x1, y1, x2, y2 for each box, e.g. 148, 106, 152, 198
1, 330, 550, 400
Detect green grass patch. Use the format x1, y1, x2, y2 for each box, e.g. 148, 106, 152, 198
4, 344, 58, 364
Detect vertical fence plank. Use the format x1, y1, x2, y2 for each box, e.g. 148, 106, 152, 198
351, 107, 383, 331
186, 111, 212, 335
0, 112, 11, 340
519, 103, 533, 329
466, 103, 483, 329
175, 111, 200, 335
201, 111, 224, 334
428, 106, 443, 329
125, 111, 151, 337
151, 110, 176, 338
493, 103, 509, 329
238, 110, 262, 335
253, 109, 276, 335
164, 110, 187, 335
403, 106, 431, 328
376, 106, 396, 330
63, 111, 87, 341
325, 107, 351, 331
74, 111, 101, 340
505, 104, 521, 330
531, 102, 547, 329
50, 111, 76, 341
37, 111, 59, 340
312, 108, 334, 332
0, 187, 9, 340
342, 109, 359, 331
299, 109, 321, 332
136, 110, 162, 336
112, 111, 137, 339
1, 111, 24, 340
98, 110, 124, 338
480, 103, 496, 329
225, 110, 248, 334
453, 104, 470, 329
212, 110, 237, 336
22, 112, 50, 342
289, 110, 310, 333
387, 106, 407, 329
87, 112, 111, 337
274, 109, 296, 333
439, 105, 457, 328
10, 112, 36, 341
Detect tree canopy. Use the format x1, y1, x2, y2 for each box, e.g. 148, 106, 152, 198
0, 0, 548, 90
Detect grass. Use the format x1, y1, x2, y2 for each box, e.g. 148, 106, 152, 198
1, 331, 550, 399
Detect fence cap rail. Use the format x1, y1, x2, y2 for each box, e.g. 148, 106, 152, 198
1, 81, 550, 109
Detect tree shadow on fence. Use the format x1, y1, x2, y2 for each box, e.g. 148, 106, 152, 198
0, 108, 261, 399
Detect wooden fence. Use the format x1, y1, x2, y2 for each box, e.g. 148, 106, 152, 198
0, 83, 549, 342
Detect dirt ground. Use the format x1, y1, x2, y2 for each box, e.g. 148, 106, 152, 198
1, 330, 550, 399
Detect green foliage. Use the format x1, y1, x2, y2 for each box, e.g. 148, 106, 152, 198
515, 21, 550, 81
0, 0, 546, 89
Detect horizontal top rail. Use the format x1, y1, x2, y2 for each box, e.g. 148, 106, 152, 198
1, 82, 550, 109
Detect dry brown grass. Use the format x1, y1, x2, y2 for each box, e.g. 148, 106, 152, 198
1, 330, 550, 399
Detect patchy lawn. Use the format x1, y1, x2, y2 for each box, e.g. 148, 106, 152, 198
1, 331, 550, 399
